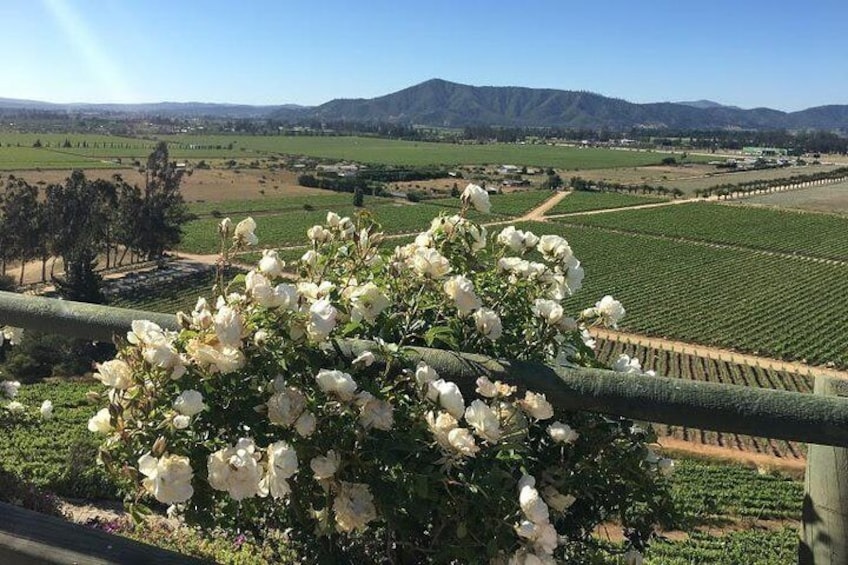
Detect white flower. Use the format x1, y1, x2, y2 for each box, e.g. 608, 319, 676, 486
0, 326, 23, 346
128, 320, 183, 374
580, 329, 596, 350
475, 377, 499, 398
262, 441, 298, 499
447, 427, 480, 456
138, 453, 194, 504
219, 217, 233, 237
443, 275, 481, 315
213, 303, 243, 348
532, 299, 563, 325
594, 295, 625, 328
307, 225, 332, 244
519, 391, 554, 420
562, 255, 584, 295
427, 379, 465, 419
0, 380, 21, 399
191, 297, 213, 329
6, 401, 25, 414
515, 520, 558, 555
542, 486, 576, 513
464, 400, 501, 443
301, 249, 320, 266
310, 450, 341, 480
87, 407, 113, 433
297, 281, 335, 302
352, 351, 376, 367
247, 272, 296, 309
333, 482, 377, 533
425, 410, 458, 449
519, 477, 550, 525
294, 411, 316, 437
497, 227, 538, 253
348, 283, 391, 323
613, 354, 644, 375
473, 308, 502, 340
173, 415, 191, 429
307, 298, 337, 341
234, 217, 258, 246
461, 183, 491, 213
658, 458, 675, 476
537, 234, 573, 262
415, 362, 439, 387
186, 341, 245, 374
315, 369, 358, 401
173, 390, 206, 417
40, 399, 53, 420
410, 246, 451, 278
258, 249, 285, 278
267, 387, 307, 427
358, 393, 394, 431
207, 438, 264, 501
547, 422, 579, 444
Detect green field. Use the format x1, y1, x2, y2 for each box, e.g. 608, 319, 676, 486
739, 179, 848, 215
546, 191, 669, 215
0, 146, 123, 170
187, 192, 396, 217
557, 201, 848, 261
519, 222, 848, 367
0, 132, 706, 170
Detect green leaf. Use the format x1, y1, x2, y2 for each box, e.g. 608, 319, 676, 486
424, 325, 459, 349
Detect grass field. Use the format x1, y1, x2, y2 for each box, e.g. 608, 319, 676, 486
556, 201, 848, 261
546, 191, 669, 215
0, 147, 122, 170
518, 221, 848, 368
0, 132, 706, 169
739, 179, 848, 215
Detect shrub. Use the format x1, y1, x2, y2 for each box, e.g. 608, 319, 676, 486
91, 190, 671, 563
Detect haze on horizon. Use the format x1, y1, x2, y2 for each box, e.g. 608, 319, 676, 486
1, 0, 846, 113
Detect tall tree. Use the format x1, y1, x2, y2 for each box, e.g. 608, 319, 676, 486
0, 177, 41, 285
137, 142, 192, 260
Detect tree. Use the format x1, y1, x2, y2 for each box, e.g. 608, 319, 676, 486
353, 185, 364, 207
0, 178, 41, 284
136, 142, 192, 260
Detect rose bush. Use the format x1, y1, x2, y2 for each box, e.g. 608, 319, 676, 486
91, 186, 673, 563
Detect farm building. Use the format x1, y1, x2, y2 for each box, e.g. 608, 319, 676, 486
742, 146, 788, 157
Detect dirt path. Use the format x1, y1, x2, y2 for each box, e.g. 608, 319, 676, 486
656, 437, 807, 476
590, 327, 848, 379
518, 191, 570, 221
545, 197, 693, 219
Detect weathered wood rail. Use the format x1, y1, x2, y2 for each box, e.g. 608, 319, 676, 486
0, 290, 845, 564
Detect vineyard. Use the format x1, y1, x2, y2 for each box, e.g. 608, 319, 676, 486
518, 221, 848, 368
595, 339, 811, 461
427, 190, 553, 217
556, 201, 848, 261
545, 191, 669, 215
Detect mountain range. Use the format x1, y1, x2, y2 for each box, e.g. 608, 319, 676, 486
3, 79, 848, 131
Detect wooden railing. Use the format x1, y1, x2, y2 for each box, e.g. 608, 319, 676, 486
0, 290, 845, 564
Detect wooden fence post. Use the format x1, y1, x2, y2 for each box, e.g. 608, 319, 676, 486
800, 375, 848, 564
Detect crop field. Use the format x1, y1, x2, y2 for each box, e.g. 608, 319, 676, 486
557, 201, 848, 260
187, 192, 395, 217
518, 222, 848, 367
108, 270, 219, 314
666, 164, 843, 193
546, 191, 669, 215
0, 146, 121, 170
739, 179, 848, 215
0, 132, 703, 169
595, 339, 810, 460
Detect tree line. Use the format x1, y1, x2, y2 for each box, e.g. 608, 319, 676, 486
0, 142, 192, 290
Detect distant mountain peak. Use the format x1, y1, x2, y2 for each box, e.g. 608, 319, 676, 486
676, 99, 741, 110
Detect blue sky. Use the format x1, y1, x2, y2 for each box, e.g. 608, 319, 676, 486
1, 0, 846, 111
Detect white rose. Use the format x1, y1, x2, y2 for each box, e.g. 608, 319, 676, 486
307, 224, 333, 244
427, 379, 465, 419
301, 249, 320, 267
234, 217, 258, 246
186, 341, 245, 374
563, 255, 584, 295
612, 353, 643, 375
447, 427, 480, 457
138, 453, 194, 504
0, 380, 21, 399
349, 283, 391, 324
464, 400, 501, 443
6, 401, 25, 414
1, 326, 23, 346
191, 297, 213, 329
519, 479, 550, 525
310, 450, 341, 480
173, 390, 206, 417
473, 308, 502, 340
443, 275, 481, 315
532, 299, 564, 325
258, 249, 285, 278
537, 234, 573, 262
219, 217, 233, 237
547, 421, 579, 444
207, 438, 263, 501
410, 247, 451, 278
352, 351, 376, 367
307, 298, 337, 341
594, 295, 625, 328
333, 482, 377, 533
87, 407, 113, 434
294, 411, 316, 437
519, 391, 554, 420
497, 226, 524, 253
40, 399, 53, 420
315, 369, 358, 401
542, 486, 576, 513
173, 415, 191, 429
261, 441, 298, 499
415, 361, 439, 387
214, 304, 243, 348
461, 183, 491, 213
425, 410, 458, 449
267, 387, 307, 427
358, 394, 394, 431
